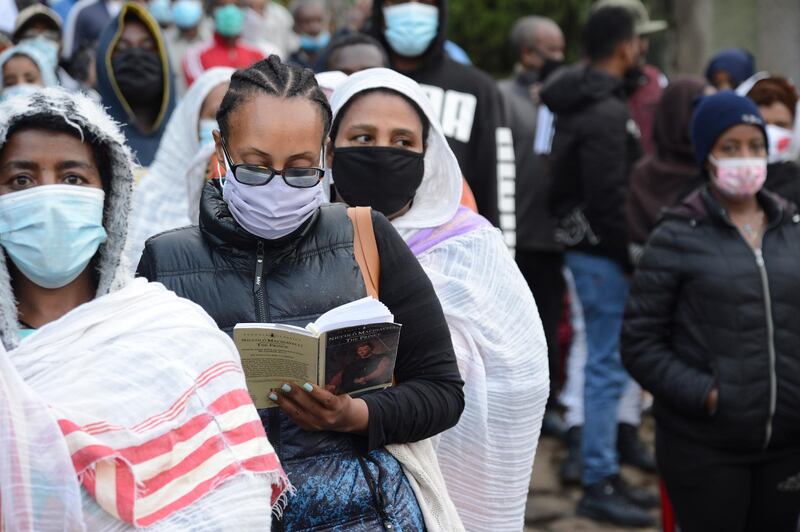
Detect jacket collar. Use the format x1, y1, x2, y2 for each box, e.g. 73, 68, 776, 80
198, 179, 320, 251
666, 184, 795, 227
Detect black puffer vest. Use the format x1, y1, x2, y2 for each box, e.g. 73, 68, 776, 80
139, 181, 424, 531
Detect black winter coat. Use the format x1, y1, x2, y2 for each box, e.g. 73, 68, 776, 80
137, 181, 464, 530
766, 160, 800, 208
541, 64, 642, 270
622, 186, 800, 452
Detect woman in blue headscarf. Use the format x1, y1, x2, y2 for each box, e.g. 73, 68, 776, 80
0, 44, 58, 101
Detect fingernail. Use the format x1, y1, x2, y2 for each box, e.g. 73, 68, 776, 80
268, 392, 278, 401
281, 383, 292, 393
303, 382, 313, 392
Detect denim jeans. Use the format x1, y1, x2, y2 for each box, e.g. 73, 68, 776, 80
565, 251, 630, 485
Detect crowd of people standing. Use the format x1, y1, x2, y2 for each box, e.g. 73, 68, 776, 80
0, 0, 799, 530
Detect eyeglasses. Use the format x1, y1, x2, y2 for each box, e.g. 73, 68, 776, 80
220, 137, 324, 188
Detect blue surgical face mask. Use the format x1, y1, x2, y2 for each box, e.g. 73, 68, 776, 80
172, 0, 203, 29
0, 185, 107, 289
383, 2, 439, 58
149, 0, 173, 24
198, 118, 217, 145
20, 36, 60, 69
1, 84, 41, 103
298, 31, 330, 52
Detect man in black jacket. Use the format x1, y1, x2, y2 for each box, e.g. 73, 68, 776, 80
370, 0, 510, 233
541, 7, 652, 527
498, 15, 566, 435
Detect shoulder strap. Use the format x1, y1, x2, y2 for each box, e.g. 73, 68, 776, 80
347, 206, 380, 299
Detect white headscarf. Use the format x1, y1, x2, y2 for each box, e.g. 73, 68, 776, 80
329, 68, 462, 233
126, 67, 234, 269
329, 69, 548, 531
0, 43, 59, 91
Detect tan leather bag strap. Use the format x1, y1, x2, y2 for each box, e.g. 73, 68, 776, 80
347, 206, 380, 299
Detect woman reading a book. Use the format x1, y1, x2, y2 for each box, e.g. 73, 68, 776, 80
137, 56, 465, 531
0, 88, 286, 528
328, 68, 550, 532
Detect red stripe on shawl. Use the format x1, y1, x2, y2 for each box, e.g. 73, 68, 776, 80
136, 455, 284, 527
115, 460, 136, 523
117, 390, 253, 465
136, 419, 266, 496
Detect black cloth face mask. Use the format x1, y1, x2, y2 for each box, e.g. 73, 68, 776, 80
332, 146, 425, 218
112, 47, 164, 106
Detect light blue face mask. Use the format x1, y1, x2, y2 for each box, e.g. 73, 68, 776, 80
0, 185, 107, 289
1, 83, 41, 103
383, 2, 439, 58
198, 118, 217, 145
149, 0, 173, 25
172, 0, 203, 29
298, 31, 331, 52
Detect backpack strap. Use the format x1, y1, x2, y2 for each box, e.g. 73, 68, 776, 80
347, 206, 380, 299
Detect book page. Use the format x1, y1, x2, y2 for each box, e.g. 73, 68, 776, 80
234, 327, 320, 409
321, 323, 401, 397
311, 297, 394, 333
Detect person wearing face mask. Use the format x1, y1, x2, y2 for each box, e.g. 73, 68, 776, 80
370, 0, 509, 229
165, 0, 211, 95
0, 44, 58, 102
127, 67, 233, 269
540, 7, 655, 527
11, 4, 81, 92
593, 0, 668, 156
182, 0, 267, 88
328, 67, 548, 532
0, 87, 287, 530
148, 0, 173, 28
498, 15, 566, 439
559, 0, 665, 483
288, 0, 331, 69
743, 75, 800, 207
138, 56, 465, 532
95, 3, 176, 167
622, 91, 800, 532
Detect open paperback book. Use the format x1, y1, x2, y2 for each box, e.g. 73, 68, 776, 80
234, 297, 401, 408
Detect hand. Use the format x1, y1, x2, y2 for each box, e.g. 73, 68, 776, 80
270, 383, 369, 434
354, 377, 366, 385
705, 386, 719, 415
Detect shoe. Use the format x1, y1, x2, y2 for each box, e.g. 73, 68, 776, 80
577, 478, 656, 528
559, 426, 582, 486
611, 474, 659, 509
617, 423, 657, 473
541, 408, 567, 439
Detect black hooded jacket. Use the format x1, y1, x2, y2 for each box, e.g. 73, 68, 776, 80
370, 0, 506, 227
622, 186, 800, 452
541, 64, 642, 269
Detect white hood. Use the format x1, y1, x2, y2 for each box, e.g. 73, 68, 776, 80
0, 88, 136, 348
329, 68, 463, 233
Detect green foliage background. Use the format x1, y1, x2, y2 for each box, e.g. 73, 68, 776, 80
447, 0, 595, 78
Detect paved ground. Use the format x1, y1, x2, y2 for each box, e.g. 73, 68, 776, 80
524, 418, 661, 532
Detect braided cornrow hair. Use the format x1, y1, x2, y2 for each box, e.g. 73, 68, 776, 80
216, 55, 333, 142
